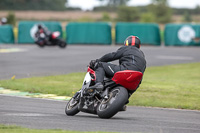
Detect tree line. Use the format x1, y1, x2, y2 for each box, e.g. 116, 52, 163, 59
0, 0, 199, 24
0, 0, 67, 11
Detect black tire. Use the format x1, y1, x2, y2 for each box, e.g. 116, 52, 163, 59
37, 43, 45, 48
65, 97, 80, 116
58, 39, 67, 48
97, 86, 128, 119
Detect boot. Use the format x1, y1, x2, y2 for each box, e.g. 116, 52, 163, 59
88, 82, 104, 91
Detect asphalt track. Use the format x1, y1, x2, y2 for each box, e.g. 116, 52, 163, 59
1, 44, 200, 80
0, 44, 200, 133
0, 95, 200, 133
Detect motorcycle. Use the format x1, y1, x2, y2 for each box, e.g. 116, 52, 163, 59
65, 65, 143, 119
30, 24, 67, 48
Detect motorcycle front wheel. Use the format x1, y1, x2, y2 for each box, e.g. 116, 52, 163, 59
36, 41, 45, 48
65, 96, 80, 116
97, 86, 128, 119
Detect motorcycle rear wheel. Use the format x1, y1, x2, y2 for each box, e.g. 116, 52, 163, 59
65, 97, 80, 116
58, 39, 67, 48
97, 86, 128, 119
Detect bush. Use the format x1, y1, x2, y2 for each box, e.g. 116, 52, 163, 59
140, 12, 156, 23
148, 4, 172, 24
117, 6, 140, 22
6, 12, 16, 26
101, 12, 111, 22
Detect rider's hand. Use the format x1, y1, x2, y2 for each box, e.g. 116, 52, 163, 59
89, 60, 96, 69
89, 59, 99, 70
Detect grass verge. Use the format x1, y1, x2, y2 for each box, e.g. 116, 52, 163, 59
0, 63, 200, 110
0, 124, 113, 133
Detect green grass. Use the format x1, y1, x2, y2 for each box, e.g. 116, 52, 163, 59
130, 63, 200, 110
160, 30, 164, 42
0, 124, 113, 133
0, 63, 200, 110
0, 72, 86, 97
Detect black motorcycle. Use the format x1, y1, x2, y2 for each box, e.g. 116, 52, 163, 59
30, 24, 67, 48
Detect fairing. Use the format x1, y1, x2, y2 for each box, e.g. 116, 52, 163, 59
51, 31, 60, 39
112, 70, 143, 90
87, 67, 96, 81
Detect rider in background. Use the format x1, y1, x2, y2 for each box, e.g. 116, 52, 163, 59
89, 35, 146, 96
0, 17, 7, 25
35, 24, 51, 45
35, 24, 51, 38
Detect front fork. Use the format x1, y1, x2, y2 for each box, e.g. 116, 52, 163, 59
73, 91, 81, 100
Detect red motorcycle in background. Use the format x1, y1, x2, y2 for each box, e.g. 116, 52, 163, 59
65, 65, 143, 119
30, 24, 67, 48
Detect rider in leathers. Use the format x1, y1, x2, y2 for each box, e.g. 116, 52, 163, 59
89, 35, 146, 95
35, 24, 51, 45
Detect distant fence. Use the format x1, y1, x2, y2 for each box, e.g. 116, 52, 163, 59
165, 24, 200, 46
18, 21, 62, 44
66, 22, 112, 45
0, 25, 14, 44
115, 23, 161, 46
2, 21, 200, 46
